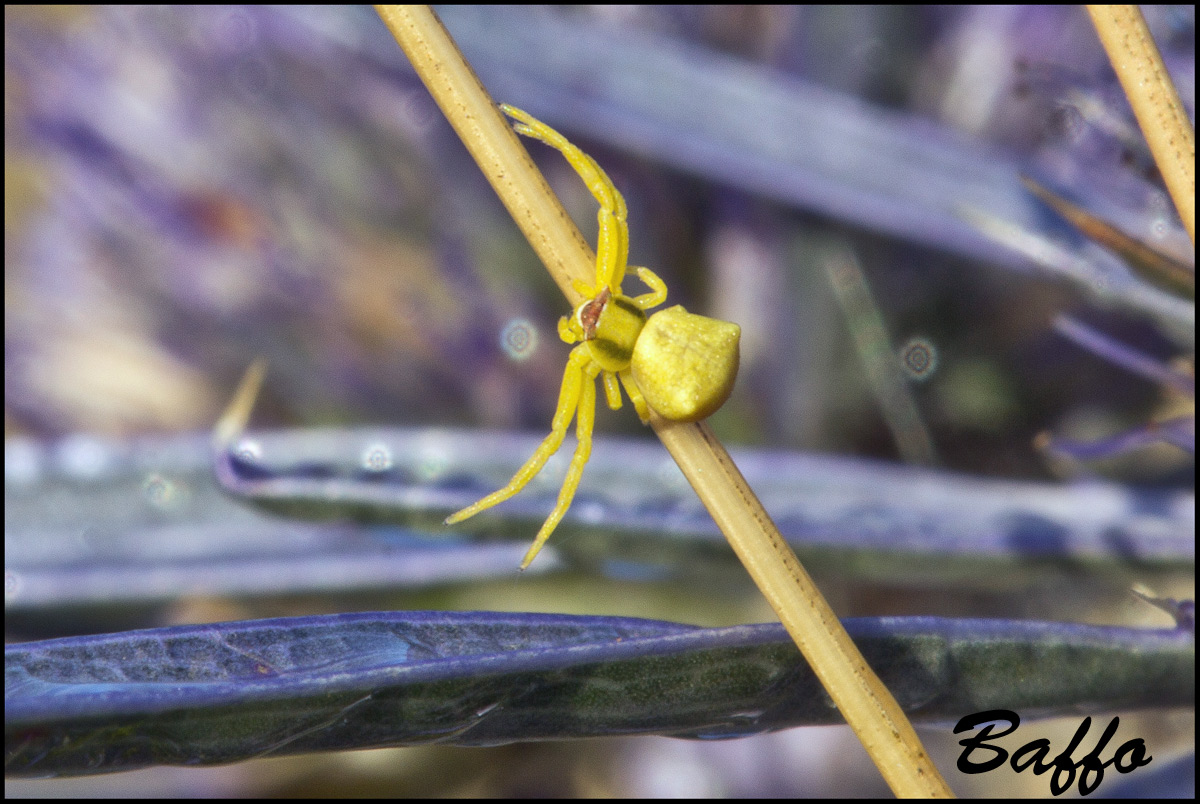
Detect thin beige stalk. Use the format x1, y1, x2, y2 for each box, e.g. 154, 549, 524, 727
1087, 6, 1195, 244
376, 6, 953, 796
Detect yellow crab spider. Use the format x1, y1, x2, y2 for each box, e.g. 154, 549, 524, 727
445, 104, 741, 570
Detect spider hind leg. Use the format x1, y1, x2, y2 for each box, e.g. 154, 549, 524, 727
519, 360, 600, 569
444, 346, 591, 526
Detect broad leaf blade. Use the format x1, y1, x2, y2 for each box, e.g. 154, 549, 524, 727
6, 611, 1192, 777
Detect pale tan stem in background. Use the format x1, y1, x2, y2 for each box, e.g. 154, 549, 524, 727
376, 5, 953, 796
1087, 5, 1195, 244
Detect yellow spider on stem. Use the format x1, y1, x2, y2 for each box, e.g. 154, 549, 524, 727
445, 105, 740, 569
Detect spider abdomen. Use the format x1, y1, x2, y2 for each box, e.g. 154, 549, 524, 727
631, 305, 741, 422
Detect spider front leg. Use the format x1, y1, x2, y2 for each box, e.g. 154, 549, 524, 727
444, 346, 592, 529
501, 104, 630, 293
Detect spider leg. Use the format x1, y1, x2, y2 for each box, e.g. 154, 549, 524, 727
519, 360, 601, 569
558, 315, 583, 344
590, 154, 629, 295
571, 278, 598, 300
601, 371, 623, 411
501, 105, 629, 295
629, 267, 667, 310
618, 370, 651, 423
444, 346, 591, 525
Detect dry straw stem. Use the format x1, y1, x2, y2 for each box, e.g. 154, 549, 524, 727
1087, 5, 1196, 244
212, 358, 267, 449
376, 6, 953, 797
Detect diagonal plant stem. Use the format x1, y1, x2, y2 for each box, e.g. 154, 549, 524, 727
1087, 5, 1196, 244
375, 5, 954, 797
